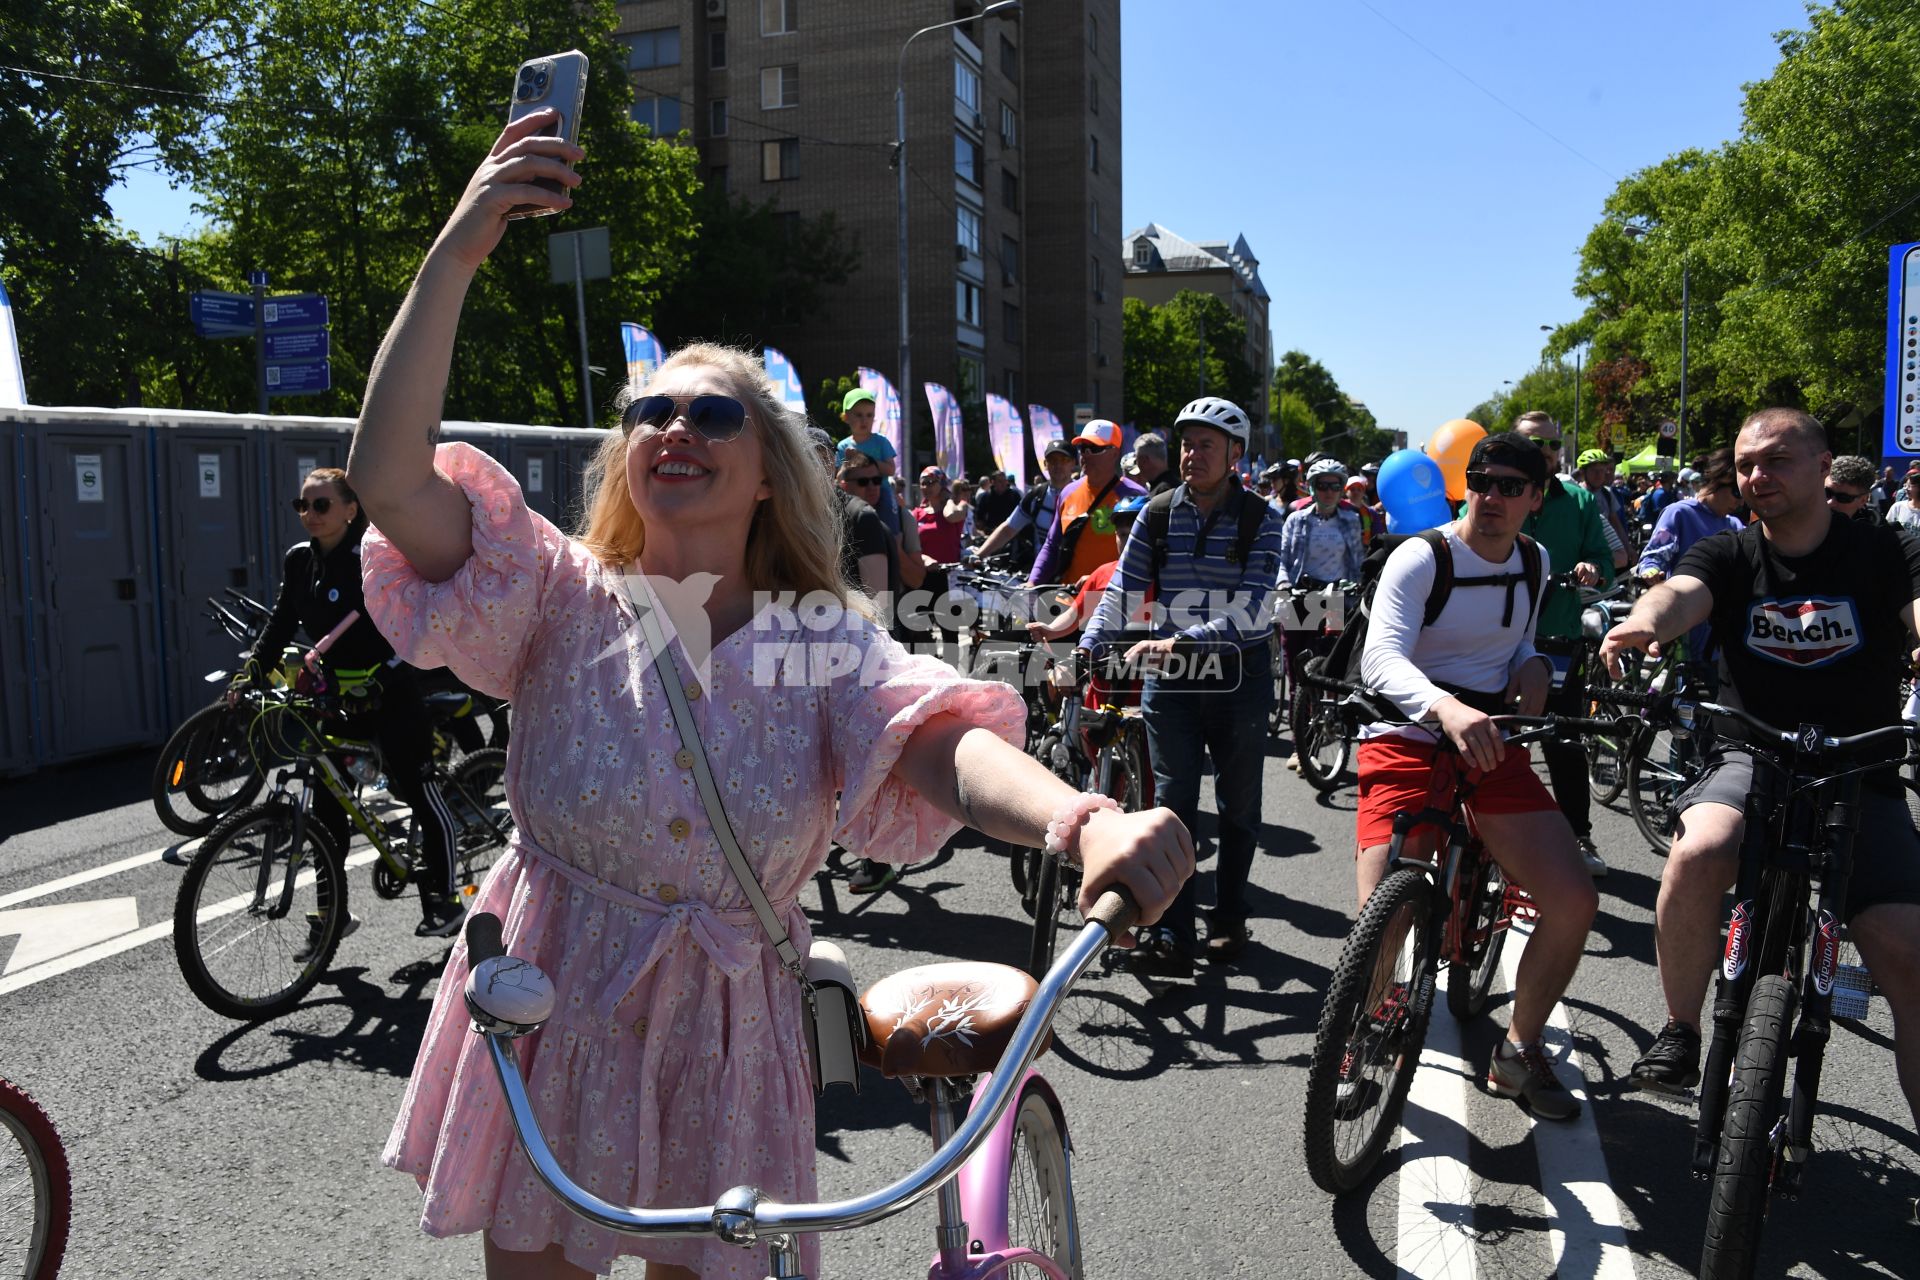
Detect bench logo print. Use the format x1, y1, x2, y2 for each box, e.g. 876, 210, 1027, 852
1745, 596, 1861, 666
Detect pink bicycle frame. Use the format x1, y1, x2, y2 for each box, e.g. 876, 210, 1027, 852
927, 1068, 1075, 1280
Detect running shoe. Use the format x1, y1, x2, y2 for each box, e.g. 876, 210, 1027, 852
1487, 1039, 1581, 1120
294, 911, 360, 964
1630, 1019, 1702, 1093
416, 896, 468, 939
846, 859, 900, 895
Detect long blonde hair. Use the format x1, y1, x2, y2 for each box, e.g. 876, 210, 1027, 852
578, 343, 860, 613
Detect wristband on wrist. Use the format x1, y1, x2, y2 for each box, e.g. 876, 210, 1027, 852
1043, 792, 1124, 867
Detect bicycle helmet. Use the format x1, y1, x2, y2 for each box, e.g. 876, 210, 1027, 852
1260, 463, 1286, 484
1174, 396, 1251, 445
1112, 494, 1149, 518
1306, 458, 1348, 483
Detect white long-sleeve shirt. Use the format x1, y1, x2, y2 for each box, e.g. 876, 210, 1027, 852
1359, 529, 1549, 741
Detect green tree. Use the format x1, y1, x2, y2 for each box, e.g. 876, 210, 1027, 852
1121, 290, 1257, 431
1272, 389, 1323, 460
1271, 348, 1390, 462
651, 189, 859, 348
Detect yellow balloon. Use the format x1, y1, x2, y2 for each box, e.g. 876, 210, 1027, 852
1426, 419, 1487, 502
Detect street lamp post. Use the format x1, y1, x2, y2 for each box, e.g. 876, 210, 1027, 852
1541, 323, 1585, 460
1624, 223, 1688, 461
896, 0, 1020, 483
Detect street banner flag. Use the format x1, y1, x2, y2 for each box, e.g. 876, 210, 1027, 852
0, 276, 26, 406
762, 346, 809, 415
856, 367, 903, 457
925, 382, 965, 475
985, 394, 1027, 487
1028, 403, 1065, 467
621, 323, 666, 395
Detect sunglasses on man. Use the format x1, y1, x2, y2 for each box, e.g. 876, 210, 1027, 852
1465, 470, 1533, 498
290, 497, 338, 515
621, 393, 750, 441
1825, 487, 1867, 503
845, 475, 883, 489
1310, 479, 1343, 492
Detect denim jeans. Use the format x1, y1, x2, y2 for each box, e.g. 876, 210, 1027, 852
1140, 642, 1274, 952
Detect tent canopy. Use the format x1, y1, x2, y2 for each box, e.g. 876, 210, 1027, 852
1616, 444, 1674, 475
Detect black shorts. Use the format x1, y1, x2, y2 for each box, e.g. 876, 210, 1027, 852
1678, 752, 1920, 920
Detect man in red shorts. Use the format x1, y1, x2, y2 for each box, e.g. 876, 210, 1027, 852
1354, 432, 1600, 1119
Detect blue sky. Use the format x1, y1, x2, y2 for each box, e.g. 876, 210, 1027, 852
107, 0, 1808, 445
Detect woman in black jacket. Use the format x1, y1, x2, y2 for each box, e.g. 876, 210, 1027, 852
245, 467, 463, 938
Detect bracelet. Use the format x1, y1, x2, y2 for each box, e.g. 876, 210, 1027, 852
1044, 792, 1124, 866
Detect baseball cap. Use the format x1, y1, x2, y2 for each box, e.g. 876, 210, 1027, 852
1575, 448, 1610, 470
1467, 431, 1548, 489
1073, 419, 1122, 449
841, 388, 876, 414
1344, 474, 1368, 491
1042, 437, 1074, 459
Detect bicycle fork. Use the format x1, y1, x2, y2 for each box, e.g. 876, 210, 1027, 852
1695, 785, 1774, 1176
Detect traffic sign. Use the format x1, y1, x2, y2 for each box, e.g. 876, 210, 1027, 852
263, 329, 329, 362
1885, 242, 1920, 455
248, 269, 270, 288
262, 294, 328, 330
265, 359, 331, 396
1657, 420, 1678, 438
190, 291, 254, 338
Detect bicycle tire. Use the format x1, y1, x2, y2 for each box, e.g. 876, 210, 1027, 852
150, 702, 264, 837
1445, 850, 1507, 1021
999, 1084, 1084, 1279
1629, 727, 1694, 855
1292, 660, 1350, 793
173, 802, 349, 1021
1101, 722, 1152, 814
1699, 973, 1796, 1280
446, 748, 511, 888
1025, 850, 1064, 980
0, 1077, 70, 1280
1303, 868, 1435, 1194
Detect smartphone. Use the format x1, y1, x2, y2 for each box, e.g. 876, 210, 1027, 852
504, 50, 588, 220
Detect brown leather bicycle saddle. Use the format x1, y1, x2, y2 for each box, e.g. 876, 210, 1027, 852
858, 962, 1048, 1079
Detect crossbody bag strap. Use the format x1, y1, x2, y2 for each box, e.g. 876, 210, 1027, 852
622, 575, 805, 975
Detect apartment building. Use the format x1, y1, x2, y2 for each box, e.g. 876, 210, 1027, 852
612, 0, 1121, 462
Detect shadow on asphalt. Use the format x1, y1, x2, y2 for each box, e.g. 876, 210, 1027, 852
0, 746, 150, 839
191, 959, 444, 1083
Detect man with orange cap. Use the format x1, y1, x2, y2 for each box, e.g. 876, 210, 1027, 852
1029, 419, 1145, 586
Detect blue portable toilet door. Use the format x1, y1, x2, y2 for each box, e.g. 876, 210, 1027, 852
161, 429, 265, 728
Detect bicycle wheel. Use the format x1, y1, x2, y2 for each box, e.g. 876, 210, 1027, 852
1001, 1084, 1084, 1279
1101, 722, 1152, 814
1446, 850, 1507, 1020
151, 701, 265, 837
1699, 973, 1796, 1279
173, 802, 349, 1020
1292, 668, 1350, 793
1025, 850, 1065, 980
1629, 727, 1696, 854
0, 1078, 69, 1280
446, 748, 511, 888
1303, 868, 1435, 1194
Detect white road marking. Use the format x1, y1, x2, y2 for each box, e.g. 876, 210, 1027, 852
0, 897, 141, 974
0, 849, 378, 998
1499, 920, 1638, 1278
1396, 968, 1480, 1280
0, 845, 180, 910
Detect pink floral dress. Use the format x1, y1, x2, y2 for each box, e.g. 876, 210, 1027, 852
362, 443, 1023, 1277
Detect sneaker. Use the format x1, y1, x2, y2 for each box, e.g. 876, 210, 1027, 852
846, 859, 900, 895
1577, 837, 1608, 877
1334, 1044, 1365, 1117
1630, 1019, 1702, 1093
1203, 914, 1251, 965
416, 897, 467, 939
1286, 753, 1303, 773
294, 911, 360, 965
1117, 926, 1194, 979
1487, 1039, 1581, 1121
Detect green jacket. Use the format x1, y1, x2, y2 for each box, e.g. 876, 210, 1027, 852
1457, 476, 1614, 640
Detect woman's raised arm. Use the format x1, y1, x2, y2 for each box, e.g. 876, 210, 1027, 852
348, 108, 583, 583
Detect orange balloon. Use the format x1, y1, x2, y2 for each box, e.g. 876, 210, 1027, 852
1425, 419, 1486, 502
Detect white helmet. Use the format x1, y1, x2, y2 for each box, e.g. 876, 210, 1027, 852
1174, 396, 1250, 445
1306, 458, 1348, 483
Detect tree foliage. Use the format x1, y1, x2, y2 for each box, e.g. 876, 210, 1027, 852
652, 190, 858, 350
1121, 290, 1257, 431
1270, 348, 1392, 464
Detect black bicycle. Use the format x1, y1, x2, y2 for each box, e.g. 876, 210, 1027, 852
1598, 686, 1908, 1278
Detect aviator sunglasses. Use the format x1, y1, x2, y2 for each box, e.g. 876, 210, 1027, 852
290, 496, 338, 515
1464, 470, 1532, 498
621, 393, 750, 442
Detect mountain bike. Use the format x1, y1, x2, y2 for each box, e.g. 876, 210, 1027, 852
1298, 675, 1627, 1193
150, 590, 274, 837
172, 680, 512, 1020
1574, 582, 1640, 806
1625, 658, 1713, 854
461, 888, 1142, 1279
1602, 689, 1909, 1279
0, 1075, 68, 1280
1284, 581, 1360, 793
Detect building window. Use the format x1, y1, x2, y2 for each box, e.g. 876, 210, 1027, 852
956, 203, 981, 256
1002, 301, 1021, 343
1000, 34, 1017, 77
1001, 168, 1018, 210
999, 101, 1017, 148
622, 27, 681, 70
761, 0, 797, 36
955, 132, 983, 187
631, 97, 682, 136
1088, 134, 1098, 173
955, 59, 980, 115
956, 279, 982, 327
709, 163, 730, 194
1092, 255, 1105, 298
957, 355, 985, 406
1090, 199, 1100, 237
1088, 12, 1098, 53
761, 137, 799, 180
1000, 234, 1019, 284
1089, 74, 1099, 114
709, 31, 727, 68
1004, 368, 1019, 402
775, 211, 801, 243
709, 98, 729, 136
761, 65, 798, 109
1133, 238, 1151, 268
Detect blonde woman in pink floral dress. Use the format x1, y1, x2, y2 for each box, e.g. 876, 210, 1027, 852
346, 109, 1195, 1280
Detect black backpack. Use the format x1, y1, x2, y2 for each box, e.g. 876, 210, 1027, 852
1320, 528, 1544, 686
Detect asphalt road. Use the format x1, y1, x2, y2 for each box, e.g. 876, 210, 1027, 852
2, 733, 1916, 1279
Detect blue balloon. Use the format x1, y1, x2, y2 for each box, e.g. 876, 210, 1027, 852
1377, 449, 1454, 534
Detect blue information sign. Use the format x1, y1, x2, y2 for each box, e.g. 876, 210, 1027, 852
248, 269, 270, 288
265, 359, 331, 396
262, 294, 328, 330
1886, 243, 1920, 456
190, 291, 254, 338
263, 329, 329, 362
